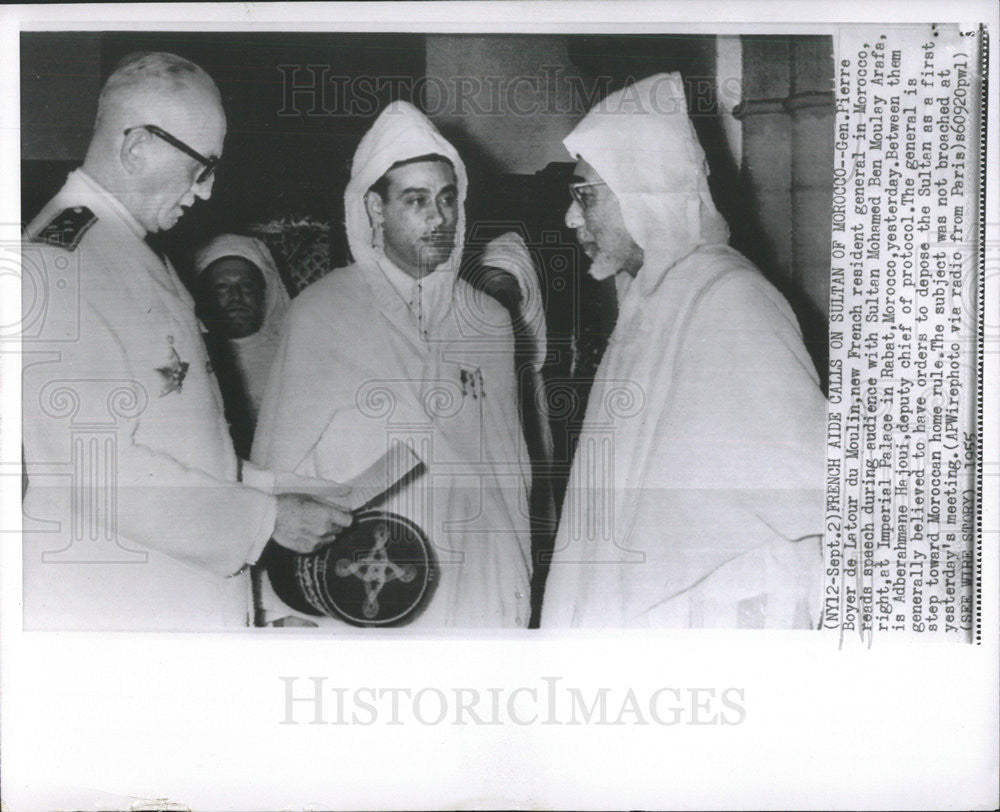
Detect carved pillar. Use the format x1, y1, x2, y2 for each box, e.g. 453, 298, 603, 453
734, 36, 835, 383
736, 36, 835, 320
738, 37, 796, 284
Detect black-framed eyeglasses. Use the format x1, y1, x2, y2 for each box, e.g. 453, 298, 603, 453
569, 180, 607, 209
124, 124, 219, 184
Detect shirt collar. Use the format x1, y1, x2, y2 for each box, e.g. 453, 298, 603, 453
376, 253, 420, 302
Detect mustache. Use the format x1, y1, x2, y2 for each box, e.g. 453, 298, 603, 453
421, 230, 456, 242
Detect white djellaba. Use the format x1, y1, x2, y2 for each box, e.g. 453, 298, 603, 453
542, 73, 827, 629
252, 102, 533, 628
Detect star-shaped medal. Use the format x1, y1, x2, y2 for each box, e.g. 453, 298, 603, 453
155, 346, 190, 396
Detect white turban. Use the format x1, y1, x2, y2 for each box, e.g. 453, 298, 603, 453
343, 100, 468, 335
194, 234, 290, 418
563, 72, 730, 294
344, 100, 466, 272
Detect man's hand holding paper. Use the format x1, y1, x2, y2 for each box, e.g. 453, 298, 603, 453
269, 441, 422, 554
272, 493, 353, 554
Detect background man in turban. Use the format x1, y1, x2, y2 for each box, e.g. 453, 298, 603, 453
194, 234, 291, 458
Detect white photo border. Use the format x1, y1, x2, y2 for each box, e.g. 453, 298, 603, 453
1, 3, 997, 810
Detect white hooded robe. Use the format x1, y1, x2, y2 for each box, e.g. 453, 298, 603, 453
252, 102, 532, 628
541, 74, 827, 628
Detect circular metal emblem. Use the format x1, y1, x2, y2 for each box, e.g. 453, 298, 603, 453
264, 510, 437, 627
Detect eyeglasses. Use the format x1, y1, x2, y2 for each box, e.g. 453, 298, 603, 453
568, 180, 607, 209
124, 124, 219, 184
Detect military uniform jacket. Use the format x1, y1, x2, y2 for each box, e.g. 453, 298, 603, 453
22, 169, 276, 630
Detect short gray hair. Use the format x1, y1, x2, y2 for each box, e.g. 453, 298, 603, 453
96, 51, 217, 128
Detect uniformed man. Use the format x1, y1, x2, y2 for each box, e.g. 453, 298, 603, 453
21, 51, 351, 631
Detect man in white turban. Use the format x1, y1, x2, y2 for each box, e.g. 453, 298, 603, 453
252, 101, 532, 628
541, 73, 827, 629
194, 234, 291, 457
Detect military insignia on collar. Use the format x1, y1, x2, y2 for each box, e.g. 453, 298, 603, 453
155, 346, 190, 396
34, 206, 98, 251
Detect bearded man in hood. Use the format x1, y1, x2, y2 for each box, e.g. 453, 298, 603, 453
541, 74, 827, 629
252, 102, 532, 628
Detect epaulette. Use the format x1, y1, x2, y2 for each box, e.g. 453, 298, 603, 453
33, 206, 98, 251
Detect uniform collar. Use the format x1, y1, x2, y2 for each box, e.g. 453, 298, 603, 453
58, 169, 189, 303
69, 168, 148, 241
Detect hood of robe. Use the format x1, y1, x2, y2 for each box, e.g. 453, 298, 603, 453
193, 233, 291, 417
563, 72, 730, 295
194, 233, 290, 343
345, 100, 467, 278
